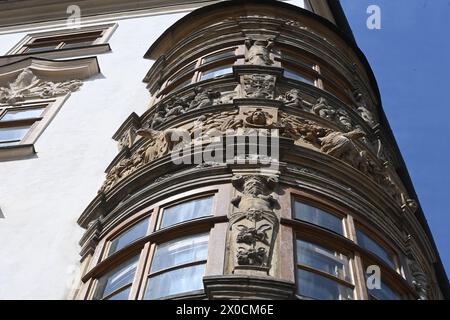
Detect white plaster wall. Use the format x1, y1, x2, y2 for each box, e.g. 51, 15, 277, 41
0, 11, 187, 300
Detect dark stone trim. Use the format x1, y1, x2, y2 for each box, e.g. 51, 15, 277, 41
203, 275, 296, 299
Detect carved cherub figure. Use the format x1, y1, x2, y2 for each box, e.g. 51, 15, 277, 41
312, 97, 336, 121
136, 127, 189, 163
236, 224, 271, 246
283, 88, 305, 109
237, 247, 267, 266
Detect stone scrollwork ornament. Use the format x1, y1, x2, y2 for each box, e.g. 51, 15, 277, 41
0, 68, 82, 104
229, 175, 279, 273
405, 235, 430, 300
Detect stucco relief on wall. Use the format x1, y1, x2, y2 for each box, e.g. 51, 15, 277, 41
0, 68, 82, 104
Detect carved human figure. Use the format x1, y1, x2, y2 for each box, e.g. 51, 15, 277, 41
231, 175, 277, 215
357, 106, 375, 126
336, 109, 353, 131
189, 87, 221, 110
165, 97, 189, 119
136, 127, 188, 163
150, 106, 166, 129
312, 97, 336, 121
319, 129, 365, 161
244, 38, 274, 66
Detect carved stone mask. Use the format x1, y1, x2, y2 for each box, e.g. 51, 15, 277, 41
250, 110, 267, 125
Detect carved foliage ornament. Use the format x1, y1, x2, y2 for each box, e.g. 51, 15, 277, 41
0, 68, 82, 104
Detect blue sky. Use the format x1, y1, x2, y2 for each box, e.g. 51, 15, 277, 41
340, 0, 450, 275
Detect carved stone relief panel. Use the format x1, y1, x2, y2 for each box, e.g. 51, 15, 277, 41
228, 175, 279, 275
240, 74, 276, 99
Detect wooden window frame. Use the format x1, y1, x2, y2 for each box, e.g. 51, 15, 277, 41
0, 96, 70, 159
294, 236, 356, 300
80, 187, 228, 300
142, 232, 209, 300
276, 47, 353, 104
284, 188, 414, 300
291, 194, 349, 238
158, 46, 240, 97
354, 223, 403, 275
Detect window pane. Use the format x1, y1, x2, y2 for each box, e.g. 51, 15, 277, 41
145, 263, 205, 299
0, 140, 20, 147
356, 229, 395, 269
367, 278, 401, 300
203, 50, 235, 64
284, 68, 314, 84
200, 65, 232, 81
62, 41, 96, 49
161, 197, 213, 228
297, 239, 351, 282
95, 255, 139, 299
297, 269, 353, 300
0, 125, 31, 143
1, 108, 45, 121
106, 287, 131, 300
25, 45, 59, 53
108, 219, 149, 256
293, 201, 343, 235
150, 233, 209, 273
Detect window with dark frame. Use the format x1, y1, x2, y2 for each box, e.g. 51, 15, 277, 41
94, 254, 140, 300
159, 196, 213, 229
296, 238, 354, 300
293, 199, 345, 235
17, 30, 105, 54
0, 101, 48, 147
356, 228, 398, 270
144, 233, 209, 299
159, 47, 238, 95
107, 218, 150, 257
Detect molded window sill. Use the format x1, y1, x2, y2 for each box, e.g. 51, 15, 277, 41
0, 144, 35, 161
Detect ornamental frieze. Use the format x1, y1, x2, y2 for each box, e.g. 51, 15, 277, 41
99, 106, 404, 207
